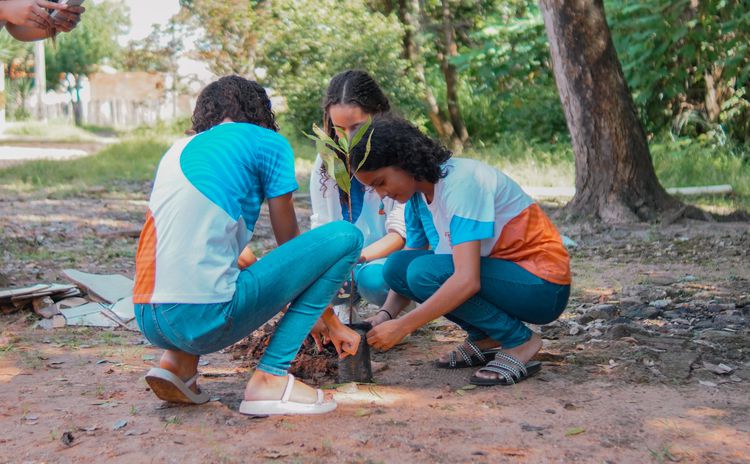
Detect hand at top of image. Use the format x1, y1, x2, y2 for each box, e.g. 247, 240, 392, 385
0, 0, 69, 30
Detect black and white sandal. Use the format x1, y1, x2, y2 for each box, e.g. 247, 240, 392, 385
469, 352, 542, 386
435, 339, 502, 369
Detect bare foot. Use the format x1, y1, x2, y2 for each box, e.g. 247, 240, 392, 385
364, 310, 392, 328
472, 332, 542, 380
244, 371, 326, 404
160, 350, 202, 394
437, 337, 501, 363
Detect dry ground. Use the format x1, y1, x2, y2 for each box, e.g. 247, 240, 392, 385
1, 190, 749, 463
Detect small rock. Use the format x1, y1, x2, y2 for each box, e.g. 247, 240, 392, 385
60, 431, 74, 447
650, 299, 672, 309
707, 303, 736, 313
606, 324, 631, 340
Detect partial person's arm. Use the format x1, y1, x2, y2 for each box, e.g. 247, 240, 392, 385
359, 232, 405, 262
1, 0, 82, 40
267, 192, 300, 245
366, 240, 482, 350
237, 246, 258, 270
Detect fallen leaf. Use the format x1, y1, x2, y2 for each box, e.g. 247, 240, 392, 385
141, 354, 156, 361
460, 384, 477, 390
565, 427, 585, 436
112, 419, 128, 430
354, 408, 372, 417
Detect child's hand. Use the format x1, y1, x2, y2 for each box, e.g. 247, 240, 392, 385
366, 319, 409, 351
327, 324, 361, 359
237, 246, 257, 270
309, 318, 329, 352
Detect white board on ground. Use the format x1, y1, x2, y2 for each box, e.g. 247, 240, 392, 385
60, 302, 118, 328
62, 270, 133, 304
110, 296, 135, 322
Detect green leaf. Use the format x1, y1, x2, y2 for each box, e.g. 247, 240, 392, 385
333, 157, 350, 194
335, 127, 350, 153
565, 427, 585, 436
355, 129, 374, 173
311, 124, 338, 151
349, 116, 372, 150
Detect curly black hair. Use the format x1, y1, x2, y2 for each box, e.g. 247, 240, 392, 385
351, 115, 452, 184
319, 70, 391, 203
191, 75, 278, 133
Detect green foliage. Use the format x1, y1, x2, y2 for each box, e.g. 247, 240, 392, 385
608, 0, 750, 142
175, 0, 263, 76
44, 0, 129, 86
261, 0, 424, 132
452, 0, 566, 142
303, 118, 372, 196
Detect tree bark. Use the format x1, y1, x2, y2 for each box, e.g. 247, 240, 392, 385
396, 0, 456, 144
72, 75, 83, 126
438, 0, 468, 149
539, 0, 686, 223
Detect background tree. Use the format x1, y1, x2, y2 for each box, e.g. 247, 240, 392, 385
538, 0, 713, 223
45, 0, 129, 125
176, 0, 264, 77
260, 0, 424, 133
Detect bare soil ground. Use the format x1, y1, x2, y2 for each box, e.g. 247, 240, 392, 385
1, 189, 749, 463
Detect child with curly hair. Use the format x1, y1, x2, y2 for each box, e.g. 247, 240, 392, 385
351, 116, 571, 386
134, 76, 363, 415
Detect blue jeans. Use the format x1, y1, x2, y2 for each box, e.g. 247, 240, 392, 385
135, 221, 364, 376
383, 250, 570, 348
354, 259, 390, 306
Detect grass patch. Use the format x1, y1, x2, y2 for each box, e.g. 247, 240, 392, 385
0, 138, 169, 192
652, 135, 750, 212
1, 121, 109, 142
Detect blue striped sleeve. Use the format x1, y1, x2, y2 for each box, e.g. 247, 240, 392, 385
405, 196, 428, 248
257, 132, 298, 199
450, 215, 494, 245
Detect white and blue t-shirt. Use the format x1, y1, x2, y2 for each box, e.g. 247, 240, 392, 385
405, 158, 533, 255
134, 122, 298, 304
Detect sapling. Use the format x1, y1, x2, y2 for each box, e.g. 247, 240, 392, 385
304, 118, 372, 323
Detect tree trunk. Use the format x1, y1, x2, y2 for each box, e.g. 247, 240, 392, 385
539, 0, 687, 223
438, 0, 468, 149
396, 0, 456, 144
72, 74, 83, 126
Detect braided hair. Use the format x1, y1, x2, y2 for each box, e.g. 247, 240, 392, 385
191, 75, 278, 134
320, 70, 390, 203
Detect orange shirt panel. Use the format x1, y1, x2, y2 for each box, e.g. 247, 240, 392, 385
490, 204, 571, 285
133, 211, 157, 303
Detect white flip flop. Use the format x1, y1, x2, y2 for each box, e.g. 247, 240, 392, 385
239, 373, 337, 416
144, 367, 210, 404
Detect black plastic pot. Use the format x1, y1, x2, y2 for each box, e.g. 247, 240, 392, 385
337, 322, 373, 383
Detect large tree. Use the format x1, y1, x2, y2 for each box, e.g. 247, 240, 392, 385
539, 0, 705, 223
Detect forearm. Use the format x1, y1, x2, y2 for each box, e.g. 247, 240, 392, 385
360, 232, 405, 262
398, 274, 479, 333
320, 306, 344, 330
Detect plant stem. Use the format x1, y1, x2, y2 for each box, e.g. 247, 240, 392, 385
346, 155, 355, 324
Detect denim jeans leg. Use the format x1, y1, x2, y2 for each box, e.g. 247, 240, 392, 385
241, 221, 363, 375
405, 254, 538, 348
354, 259, 390, 306
382, 250, 433, 301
